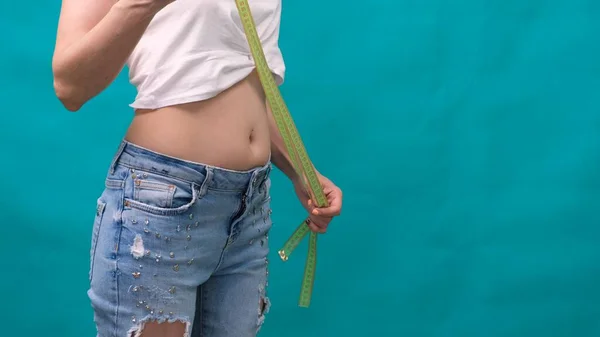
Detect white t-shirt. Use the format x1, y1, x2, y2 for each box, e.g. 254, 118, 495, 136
126, 0, 285, 109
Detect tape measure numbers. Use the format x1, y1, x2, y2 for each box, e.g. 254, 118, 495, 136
235, 0, 330, 308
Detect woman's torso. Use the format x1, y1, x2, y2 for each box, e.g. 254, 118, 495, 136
124, 0, 285, 170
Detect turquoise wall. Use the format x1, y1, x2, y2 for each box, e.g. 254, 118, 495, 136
1, 0, 599, 336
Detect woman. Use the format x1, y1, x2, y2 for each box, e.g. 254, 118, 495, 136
51, 0, 343, 336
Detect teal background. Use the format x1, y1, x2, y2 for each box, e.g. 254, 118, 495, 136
1, 0, 599, 336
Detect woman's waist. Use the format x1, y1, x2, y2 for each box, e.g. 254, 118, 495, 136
125, 72, 271, 170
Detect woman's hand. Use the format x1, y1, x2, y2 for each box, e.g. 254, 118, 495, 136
293, 173, 343, 233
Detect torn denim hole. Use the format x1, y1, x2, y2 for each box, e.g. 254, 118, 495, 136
256, 294, 271, 333
257, 258, 271, 333
128, 317, 191, 337
130, 234, 145, 259
257, 294, 271, 333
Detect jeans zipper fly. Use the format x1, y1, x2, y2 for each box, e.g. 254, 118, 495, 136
234, 194, 247, 221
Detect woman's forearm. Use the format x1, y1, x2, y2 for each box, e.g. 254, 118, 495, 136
52, 1, 159, 111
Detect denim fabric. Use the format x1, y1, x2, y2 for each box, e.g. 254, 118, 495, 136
88, 140, 273, 337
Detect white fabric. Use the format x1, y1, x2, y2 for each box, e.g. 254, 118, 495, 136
126, 0, 285, 109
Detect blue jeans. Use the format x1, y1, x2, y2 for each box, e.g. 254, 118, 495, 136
88, 141, 273, 337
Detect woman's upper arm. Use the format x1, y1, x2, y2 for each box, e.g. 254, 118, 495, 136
54, 0, 116, 57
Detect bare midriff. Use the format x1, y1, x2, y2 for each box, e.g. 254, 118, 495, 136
124, 70, 271, 171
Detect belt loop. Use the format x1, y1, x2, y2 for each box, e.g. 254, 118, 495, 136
109, 141, 127, 175
197, 167, 213, 198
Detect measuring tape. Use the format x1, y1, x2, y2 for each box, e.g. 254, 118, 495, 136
235, 0, 330, 307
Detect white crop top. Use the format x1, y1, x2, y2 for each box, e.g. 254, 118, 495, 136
126, 0, 286, 109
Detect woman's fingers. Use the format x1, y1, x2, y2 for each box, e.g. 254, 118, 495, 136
306, 216, 331, 233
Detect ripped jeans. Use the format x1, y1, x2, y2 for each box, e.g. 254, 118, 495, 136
88, 141, 272, 337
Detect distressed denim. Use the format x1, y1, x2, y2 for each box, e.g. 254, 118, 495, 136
88, 140, 273, 337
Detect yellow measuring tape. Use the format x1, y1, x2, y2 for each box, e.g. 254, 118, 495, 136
235, 0, 329, 307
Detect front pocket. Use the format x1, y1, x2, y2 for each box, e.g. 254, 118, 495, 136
134, 179, 176, 209
125, 183, 199, 217
124, 169, 198, 216
89, 199, 107, 282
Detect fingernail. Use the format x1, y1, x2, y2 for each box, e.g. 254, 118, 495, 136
312, 209, 319, 215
